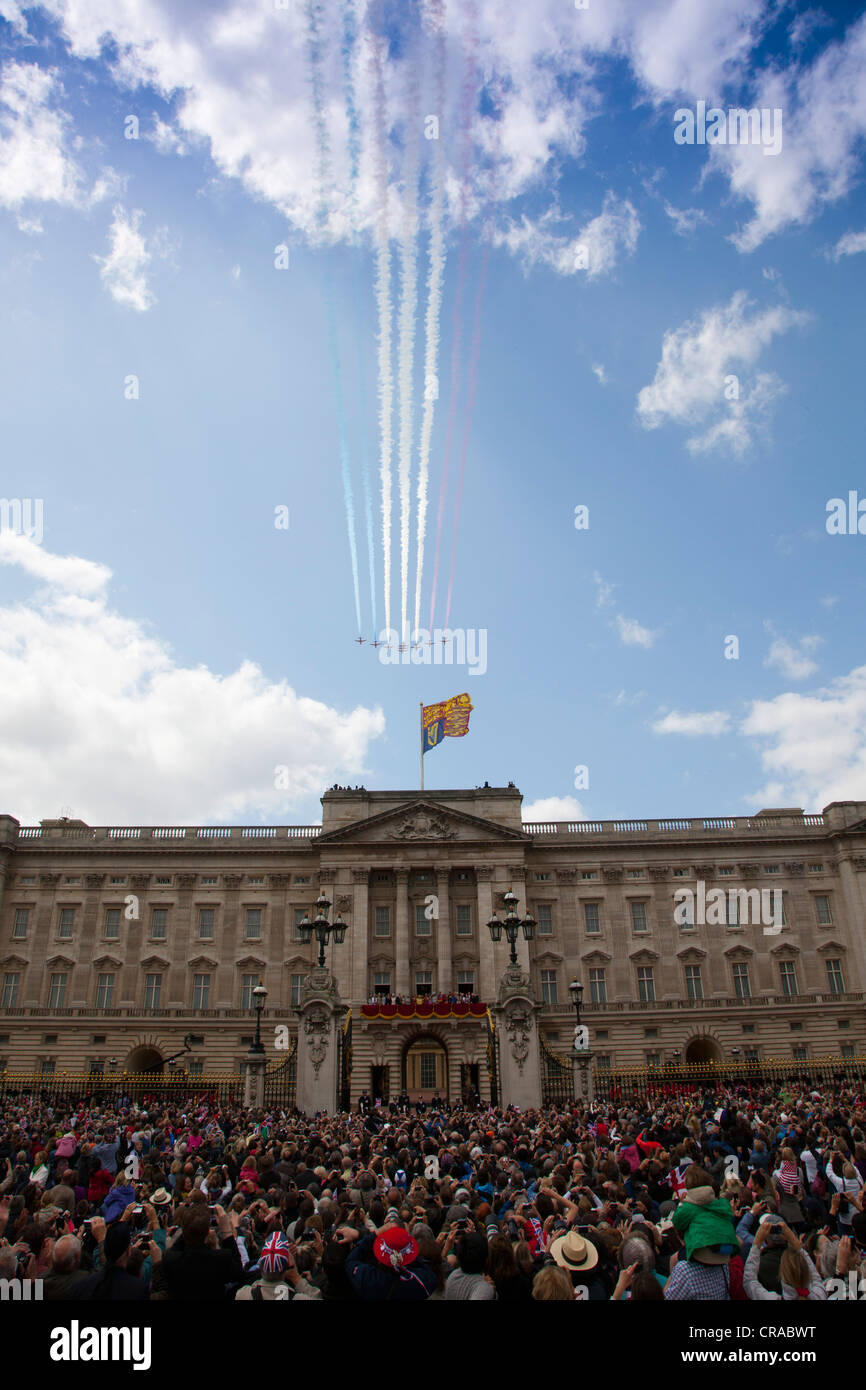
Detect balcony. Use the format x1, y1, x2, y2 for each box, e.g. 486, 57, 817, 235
522, 813, 826, 839
359, 1000, 487, 1021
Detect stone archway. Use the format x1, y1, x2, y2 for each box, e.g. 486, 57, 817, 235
685, 1035, 722, 1065
125, 1045, 164, 1073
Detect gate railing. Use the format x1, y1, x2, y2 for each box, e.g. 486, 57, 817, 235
592, 1056, 866, 1101
339, 1010, 352, 1111
0, 1071, 243, 1105
264, 1038, 297, 1111
540, 1035, 573, 1105
486, 1008, 499, 1108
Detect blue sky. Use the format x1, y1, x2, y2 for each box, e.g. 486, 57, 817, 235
1, 0, 865, 826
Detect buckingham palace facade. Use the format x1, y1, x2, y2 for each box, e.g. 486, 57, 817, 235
1, 785, 865, 1101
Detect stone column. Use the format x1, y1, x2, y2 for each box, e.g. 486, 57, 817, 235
351, 869, 370, 1007
572, 1021, 595, 1106
243, 1048, 266, 1108
395, 868, 410, 998
295, 966, 344, 1115
494, 962, 542, 1109
436, 868, 451, 995
476, 868, 496, 1004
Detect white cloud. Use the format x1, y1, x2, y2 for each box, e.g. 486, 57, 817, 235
742, 665, 866, 809
493, 193, 640, 279
712, 14, 866, 251
663, 201, 708, 236
819, 594, 838, 609
652, 709, 732, 735
763, 627, 821, 681
592, 571, 616, 608
636, 291, 808, 454
94, 205, 156, 311
831, 229, 866, 259
522, 795, 586, 822
615, 614, 658, 648
591, 363, 607, 384
0, 533, 385, 824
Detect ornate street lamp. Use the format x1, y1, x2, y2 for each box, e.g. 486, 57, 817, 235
250, 981, 268, 1054
487, 888, 535, 966
568, 978, 584, 1027
298, 891, 348, 968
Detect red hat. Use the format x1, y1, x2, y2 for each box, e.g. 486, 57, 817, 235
373, 1228, 418, 1270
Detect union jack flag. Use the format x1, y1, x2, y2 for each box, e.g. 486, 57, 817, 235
260, 1232, 290, 1274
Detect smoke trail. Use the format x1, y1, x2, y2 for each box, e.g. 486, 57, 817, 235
341, 0, 377, 636
396, 51, 421, 645
370, 35, 394, 636
413, 0, 446, 639
305, 0, 362, 632
427, 5, 478, 633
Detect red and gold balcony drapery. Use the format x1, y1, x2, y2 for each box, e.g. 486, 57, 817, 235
359, 1001, 487, 1020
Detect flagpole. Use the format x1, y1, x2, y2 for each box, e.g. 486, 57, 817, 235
420, 702, 424, 792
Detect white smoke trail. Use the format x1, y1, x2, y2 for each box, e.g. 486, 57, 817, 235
413, 0, 446, 639
370, 35, 394, 636
396, 49, 421, 644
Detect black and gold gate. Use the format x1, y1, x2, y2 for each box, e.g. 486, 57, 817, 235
540, 1035, 573, 1106
264, 1037, 297, 1111
486, 1008, 499, 1108
339, 1008, 352, 1111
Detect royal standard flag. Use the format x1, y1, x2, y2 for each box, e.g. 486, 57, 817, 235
422, 692, 473, 755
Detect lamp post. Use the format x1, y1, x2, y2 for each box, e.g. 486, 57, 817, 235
251, 981, 268, 1054
568, 978, 584, 1028
298, 891, 349, 969
487, 889, 535, 966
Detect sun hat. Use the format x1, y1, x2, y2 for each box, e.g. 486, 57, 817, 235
152, 1188, 173, 1207
549, 1229, 599, 1273
373, 1227, 419, 1270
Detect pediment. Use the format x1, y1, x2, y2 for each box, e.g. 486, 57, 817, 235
769, 942, 800, 956
581, 950, 611, 963
92, 954, 123, 969
188, 954, 219, 969
45, 953, 76, 968
723, 944, 754, 959
236, 955, 267, 970
535, 949, 564, 963
676, 946, 707, 962
316, 799, 527, 846
0, 950, 28, 973
629, 948, 659, 963
816, 939, 846, 954
140, 954, 170, 969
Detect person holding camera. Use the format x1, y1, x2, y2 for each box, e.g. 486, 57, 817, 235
743, 1216, 826, 1300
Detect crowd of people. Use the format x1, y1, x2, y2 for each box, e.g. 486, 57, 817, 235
365, 992, 480, 1006
1, 1078, 864, 1301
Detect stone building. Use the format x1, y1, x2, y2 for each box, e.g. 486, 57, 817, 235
1, 787, 865, 1102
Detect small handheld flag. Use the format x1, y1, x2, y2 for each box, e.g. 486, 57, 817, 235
420, 693, 473, 788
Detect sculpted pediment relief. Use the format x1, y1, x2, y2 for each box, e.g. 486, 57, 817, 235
316, 799, 527, 846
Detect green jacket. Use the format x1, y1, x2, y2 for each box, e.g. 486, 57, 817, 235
672, 1188, 738, 1260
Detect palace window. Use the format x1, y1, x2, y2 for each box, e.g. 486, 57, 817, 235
630, 901, 648, 933
826, 959, 845, 995
290, 974, 304, 1007
199, 908, 215, 939
144, 974, 162, 1009
293, 909, 308, 940
96, 973, 114, 1008
374, 906, 391, 938
151, 909, 167, 940
416, 971, 432, 997
239, 975, 258, 1010
245, 908, 262, 940
12, 909, 28, 939
373, 972, 391, 996
779, 961, 799, 996
584, 902, 600, 934
536, 904, 553, 936
814, 895, 832, 925
535, 873, 551, 881
58, 907, 75, 938
105, 909, 121, 939
684, 964, 703, 1001
155, 876, 171, 886
744, 1047, 759, 1062
48, 973, 67, 1007
540, 970, 558, 1005
2, 973, 20, 1006
201, 877, 218, 886
636, 966, 655, 1002
456, 904, 472, 936
415, 903, 432, 936
192, 974, 210, 1010
581, 871, 597, 881
732, 962, 751, 999
589, 968, 606, 1004
457, 971, 475, 993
